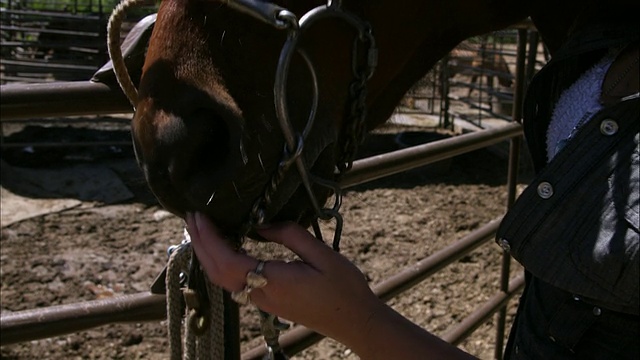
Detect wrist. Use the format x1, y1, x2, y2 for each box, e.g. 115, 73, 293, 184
347, 301, 477, 360
342, 299, 395, 359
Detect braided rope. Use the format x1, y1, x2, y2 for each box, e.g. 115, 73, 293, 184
166, 242, 226, 360
196, 281, 224, 359
185, 319, 196, 360
107, 0, 143, 107
166, 244, 190, 360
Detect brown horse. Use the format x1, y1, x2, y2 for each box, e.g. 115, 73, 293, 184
130, 0, 620, 240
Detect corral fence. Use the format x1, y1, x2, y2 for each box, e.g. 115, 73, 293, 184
0, 14, 542, 360
398, 25, 547, 131
0, 0, 156, 83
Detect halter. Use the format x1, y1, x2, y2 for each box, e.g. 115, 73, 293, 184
236, 0, 378, 251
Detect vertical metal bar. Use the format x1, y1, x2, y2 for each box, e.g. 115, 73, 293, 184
224, 293, 242, 360
525, 31, 540, 88
493, 27, 527, 360
440, 54, 451, 129
511, 41, 526, 165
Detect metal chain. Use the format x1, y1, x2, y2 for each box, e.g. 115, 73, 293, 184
337, 25, 377, 174
246, 134, 304, 230
243, 5, 377, 234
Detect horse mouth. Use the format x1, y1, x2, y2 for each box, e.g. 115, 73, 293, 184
195, 144, 336, 241
163, 178, 322, 243
132, 62, 341, 242
134, 110, 335, 242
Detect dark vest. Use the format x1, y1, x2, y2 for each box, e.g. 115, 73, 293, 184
496, 22, 639, 315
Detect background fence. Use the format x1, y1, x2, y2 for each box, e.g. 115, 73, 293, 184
0, 0, 156, 83
396, 27, 546, 131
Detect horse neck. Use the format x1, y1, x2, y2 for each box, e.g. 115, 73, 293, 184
348, 2, 528, 129
272, 1, 530, 129
528, 0, 619, 55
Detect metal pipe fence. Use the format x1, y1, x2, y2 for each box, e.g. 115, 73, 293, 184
0, 122, 525, 347
0, 0, 157, 83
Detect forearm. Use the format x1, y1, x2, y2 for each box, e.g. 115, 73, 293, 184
345, 301, 477, 360
187, 216, 474, 359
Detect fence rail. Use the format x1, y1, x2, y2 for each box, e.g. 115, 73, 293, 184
0, 126, 525, 353
0, 0, 156, 83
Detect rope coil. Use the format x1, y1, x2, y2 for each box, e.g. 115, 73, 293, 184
166, 241, 225, 360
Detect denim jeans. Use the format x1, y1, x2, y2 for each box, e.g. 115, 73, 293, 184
504, 275, 639, 360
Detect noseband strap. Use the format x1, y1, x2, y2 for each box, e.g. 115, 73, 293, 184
222, 0, 292, 29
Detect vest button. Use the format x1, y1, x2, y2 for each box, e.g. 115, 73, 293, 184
593, 307, 602, 316
537, 182, 554, 199
499, 238, 511, 252
600, 119, 619, 136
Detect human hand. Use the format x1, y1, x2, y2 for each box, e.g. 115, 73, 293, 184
185, 212, 385, 348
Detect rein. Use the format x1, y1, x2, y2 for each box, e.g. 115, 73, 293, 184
107, 0, 376, 358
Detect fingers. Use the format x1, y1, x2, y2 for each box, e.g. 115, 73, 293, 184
186, 213, 350, 312
186, 214, 314, 313
186, 212, 257, 292
256, 222, 338, 271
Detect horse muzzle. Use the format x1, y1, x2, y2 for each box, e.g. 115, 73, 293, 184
132, 96, 248, 222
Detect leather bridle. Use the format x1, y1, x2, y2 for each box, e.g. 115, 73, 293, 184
231, 0, 378, 252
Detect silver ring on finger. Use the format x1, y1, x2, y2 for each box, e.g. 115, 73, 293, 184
231, 260, 268, 305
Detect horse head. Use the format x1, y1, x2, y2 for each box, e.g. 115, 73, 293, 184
131, 0, 534, 240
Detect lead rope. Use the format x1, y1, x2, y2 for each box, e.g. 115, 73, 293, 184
166, 243, 190, 360
107, 2, 226, 359
166, 237, 225, 360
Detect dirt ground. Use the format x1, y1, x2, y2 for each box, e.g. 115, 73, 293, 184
0, 115, 529, 359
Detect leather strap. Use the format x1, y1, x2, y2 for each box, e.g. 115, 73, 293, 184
601, 41, 639, 106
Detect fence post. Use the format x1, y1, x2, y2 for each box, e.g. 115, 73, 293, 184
224, 293, 242, 360
440, 54, 451, 129
493, 27, 527, 360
